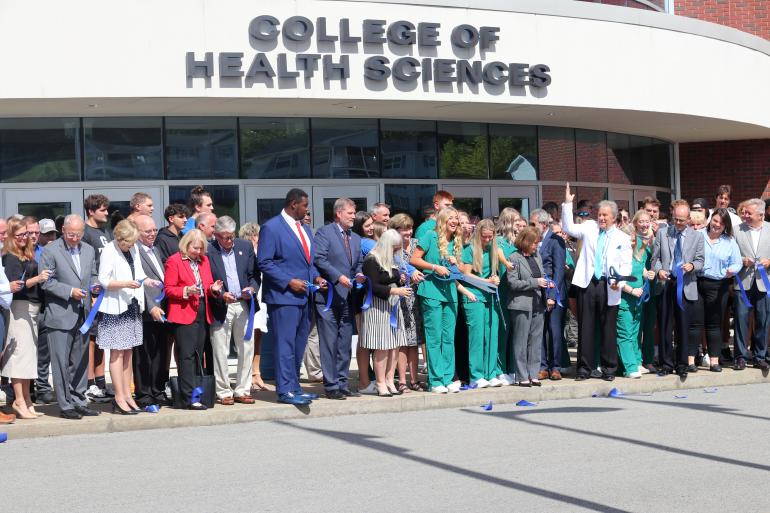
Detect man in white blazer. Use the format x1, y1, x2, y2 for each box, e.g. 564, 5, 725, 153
562, 184, 632, 381
733, 198, 770, 370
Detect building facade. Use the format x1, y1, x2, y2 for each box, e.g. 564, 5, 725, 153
0, 0, 768, 227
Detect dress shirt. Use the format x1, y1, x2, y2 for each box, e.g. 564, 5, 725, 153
281, 209, 311, 252
749, 225, 762, 255
700, 230, 742, 280
68, 244, 82, 277
140, 243, 164, 278
0, 262, 12, 309
221, 247, 242, 296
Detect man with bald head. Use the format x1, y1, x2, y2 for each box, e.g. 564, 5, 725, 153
40, 214, 101, 419
196, 212, 216, 240
133, 215, 171, 407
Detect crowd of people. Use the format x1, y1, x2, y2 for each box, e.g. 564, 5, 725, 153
0, 183, 769, 421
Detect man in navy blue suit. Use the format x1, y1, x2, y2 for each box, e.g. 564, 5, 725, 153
257, 189, 326, 406
531, 209, 567, 380
208, 215, 261, 405
312, 198, 365, 400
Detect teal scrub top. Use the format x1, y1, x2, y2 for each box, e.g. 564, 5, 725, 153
460, 244, 494, 303
416, 230, 457, 302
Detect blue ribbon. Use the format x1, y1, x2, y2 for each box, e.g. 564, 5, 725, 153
637, 278, 651, 307
154, 283, 165, 303
390, 301, 399, 329
356, 276, 373, 311
243, 290, 257, 341
544, 274, 563, 307
757, 260, 770, 296
322, 282, 334, 312
191, 386, 203, 404
675, 263, 685, 311
735, 275, 753, 309
304, 280, 321, 294
78, 287, 104, 335
144, 404, 160, 413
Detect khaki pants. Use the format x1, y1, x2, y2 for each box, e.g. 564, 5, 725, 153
210, 301, 253, 398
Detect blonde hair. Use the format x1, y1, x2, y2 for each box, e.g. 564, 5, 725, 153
3, 217, 34, 261
689, 210, 706, 226
178, 228, 209, 258
470, 219, 499, 277
388, 213, 413, 231
435, 207, 463, 262
112, 219, 139, 245
371, 221, 387, 241
496, 207, 520, 243
626, 210, 653, 261
370, 229, 402, 272
239, 222, 260, 239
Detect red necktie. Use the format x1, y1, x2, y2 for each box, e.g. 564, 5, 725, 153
296, 221, 311, 264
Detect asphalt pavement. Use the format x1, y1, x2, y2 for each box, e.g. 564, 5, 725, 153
2, 382, 770, 512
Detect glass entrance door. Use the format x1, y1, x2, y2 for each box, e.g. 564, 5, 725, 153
441, 185, 537, 220
83, 186, 165, 228
440, 186, 490, 219
492, 186, 538, 219
609, 189, 633, 214
311, 185, 379, 229
2, 187, 83, 221
244, 185, 294, 226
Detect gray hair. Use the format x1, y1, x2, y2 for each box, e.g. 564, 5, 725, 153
334, 197, 356, 214
239, 222, 260, 239
530, 208, 550, 225
370, 202, 390, 215
745, 198, 766, 213
597, 200, 618, 218
214, 215, 237, 234
63, 214, 84, 228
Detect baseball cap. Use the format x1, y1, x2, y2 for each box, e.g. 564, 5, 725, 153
39, 218, 57, 233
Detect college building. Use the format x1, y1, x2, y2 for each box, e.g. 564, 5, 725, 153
0, 0, 768, 228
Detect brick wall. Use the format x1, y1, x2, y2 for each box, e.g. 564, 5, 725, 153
679, 139, 770, 202
675, 0, 770, 40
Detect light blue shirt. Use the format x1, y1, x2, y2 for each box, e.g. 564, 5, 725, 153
221, 248, 242, 296
699, 229, 742, 280
0, 262, 11, 309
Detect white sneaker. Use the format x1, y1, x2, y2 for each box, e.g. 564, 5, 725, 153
447, 381, 461, 393
487, 377, 504, 387
638, 365, 650, 375
472, 378, 490, 389
432, 385, 449, 394
359, 382, 378, 395
628, 371, 642, 379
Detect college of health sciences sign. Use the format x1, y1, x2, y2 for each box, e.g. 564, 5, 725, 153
186, 16, 552, 91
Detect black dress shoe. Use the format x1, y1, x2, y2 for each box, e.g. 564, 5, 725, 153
575, 374, 589, 381
675, 366, 688, 378
589, 369, 603, 379
339, 388, 361, 397
75, 406, 100, 416
601, 374, 615, 382
60, 409, 83, 420
755, 360, 769, 370
35, 391, 56, 405
187, 402, 208, 410
156, 397, 173, 407
325, 390, 346, 400
709, 364, 723, 372
686, 364, 698, 373
734, 358, 747, 371
657, 367, 673, 376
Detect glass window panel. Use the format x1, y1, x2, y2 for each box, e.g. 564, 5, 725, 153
169, 185, 240, 227
538, 127, 576, 182
255, 198, 286, 225
453, 197, 484, 220
498, 197, 530, 219
385, 184, 437, 234
107, 201, 132, 230
84, 117, 162, 181
240, 117, 310, 179
18, 202, 71, 221
607, 132, 633, 185
489, 124, 538, 180
323, 197, 368, 226
438, 122, 488, 179
576, 129, 608, 183
380, 119, 437, 179
311, 118, 379, 178
0, 118, 80, 183
573, 187, 608, 215
166, 117, 237, 179
651, 139, 672, 188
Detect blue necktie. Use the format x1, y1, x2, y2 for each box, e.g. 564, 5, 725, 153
673, 231, 683, 270
594, 230, 606, 280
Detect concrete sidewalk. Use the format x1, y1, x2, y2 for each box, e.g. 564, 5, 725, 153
3, 367, 770, 440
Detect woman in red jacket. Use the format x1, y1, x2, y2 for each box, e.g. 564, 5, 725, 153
165, 229, 223, 410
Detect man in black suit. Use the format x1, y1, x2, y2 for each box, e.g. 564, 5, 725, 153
133, 215, 171, 408
208, 216, 261, 405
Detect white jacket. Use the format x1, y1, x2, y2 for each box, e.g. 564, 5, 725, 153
98, 241, 146, 315
561, 202, 632, 306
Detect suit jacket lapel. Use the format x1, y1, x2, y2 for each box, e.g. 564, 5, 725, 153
279, 217, 309, 264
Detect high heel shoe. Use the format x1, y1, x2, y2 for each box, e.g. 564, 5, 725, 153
111, 400, 138, 415
11, 402, 37, 420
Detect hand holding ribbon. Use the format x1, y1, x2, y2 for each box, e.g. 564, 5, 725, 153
544, 274, 563, 307
756, 259, 770, 296
243, 289, 257, 341
636, 278, 651, 307
79, 285, 105, 335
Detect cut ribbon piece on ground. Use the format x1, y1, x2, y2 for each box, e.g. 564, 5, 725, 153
481, 401, 493, 411
516, 399, 537, 407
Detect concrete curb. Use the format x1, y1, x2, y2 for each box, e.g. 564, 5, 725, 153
3, 368, 769, 440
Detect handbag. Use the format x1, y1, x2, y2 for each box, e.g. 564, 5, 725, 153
169, 351, 215, 409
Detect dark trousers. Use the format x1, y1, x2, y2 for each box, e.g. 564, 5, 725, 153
576, 279, 618, 377
657, 280, 695, 370
316, 297, 353, 392
689, 278, 729, 358
734, 282, 770, 362
134, 320, 170, 405
175, 302, 207, 407
454, 303, 470, 383
540, 304, 564, 372
268, 303, 311, 395
35, 325, 53, 393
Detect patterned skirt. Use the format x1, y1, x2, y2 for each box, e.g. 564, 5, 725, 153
97, 301, 143, 350
359, 295, 407, 350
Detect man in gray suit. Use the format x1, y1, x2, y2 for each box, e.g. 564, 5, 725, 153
40, 214, 101, 419
733, 198, 770, 370
652, 199, 704, 377
133, 215, 171, 407
312, 198, 364, 399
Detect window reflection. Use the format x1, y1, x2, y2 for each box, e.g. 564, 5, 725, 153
240, 118, 310, 179
84, 117, 162, 181
166, 117, 237, 179
438, 122, 488, 179
311, 118, 379, 178
489, 124, 538, 180
385, 184, 437, 237
169, 184, 240, 226
0, 118, 80, 183
380, 119, 437, 179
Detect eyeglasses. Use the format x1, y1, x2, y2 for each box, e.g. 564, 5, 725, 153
216, 234, 235, 241
14, 232, 29, 239
577, 212, 591, 217
141, 229, 158, 235
672, 217, 689, 223
27, 231, 40, 236
63, 231, 84, 239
